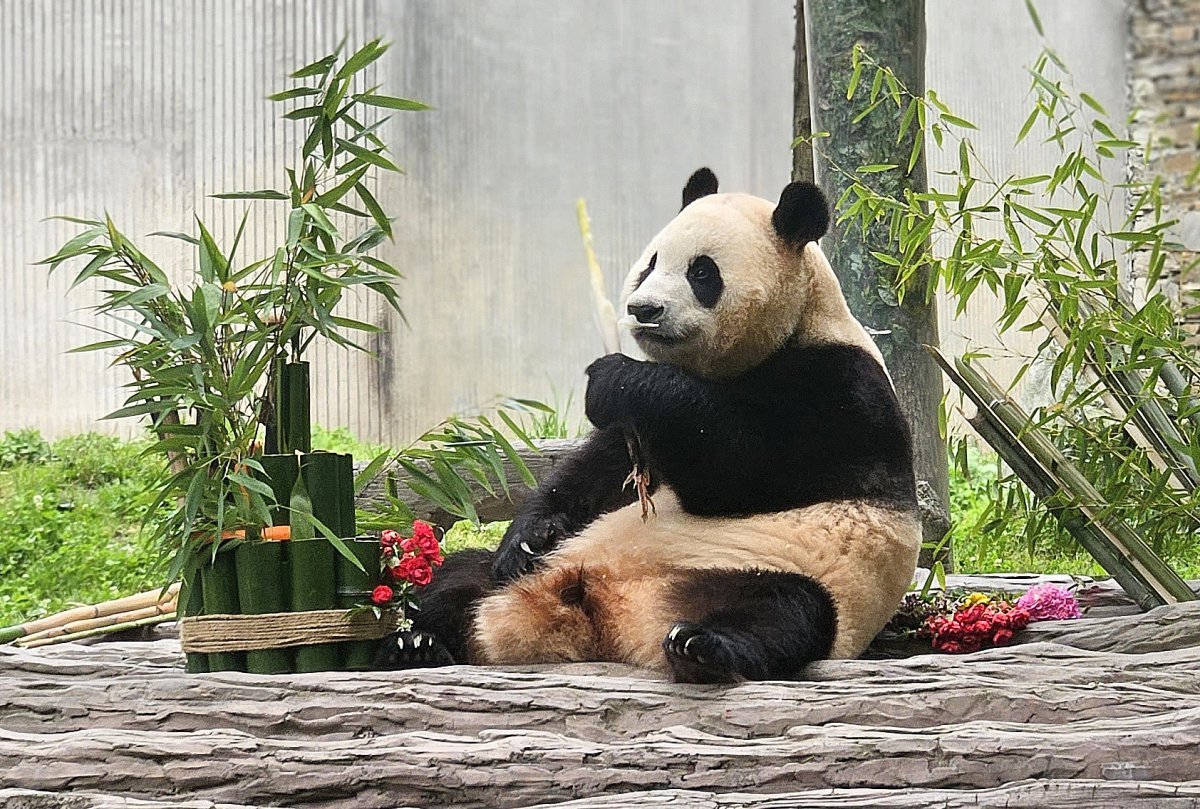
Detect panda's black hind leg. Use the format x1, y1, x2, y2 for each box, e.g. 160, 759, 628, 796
663, 569, 837, 684
373, 630, 456, 669
373, 547, 496, 669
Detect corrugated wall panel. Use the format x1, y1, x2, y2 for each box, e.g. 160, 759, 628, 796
2, 1, 1125, 444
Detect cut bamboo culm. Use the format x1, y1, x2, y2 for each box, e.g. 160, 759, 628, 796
930, 347, 1196, 610
18, 613, 177, 649
0, 583, 180, 645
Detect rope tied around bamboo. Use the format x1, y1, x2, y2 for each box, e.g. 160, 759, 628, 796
179, 609, 396, 653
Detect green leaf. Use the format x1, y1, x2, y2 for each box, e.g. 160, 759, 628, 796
335, 138, 402, 173
335, 38, 388, 79
210, 190, 289, 200
356, 94, 430, 112
355, 182, 393, 239
355, 450, 394, 497
300, 203, 339, 237
291, 54, 337, 79
858, 164, 898, 174
148, 230, 200, 245
268, 87, 321, 101
228, 471, 276, 500
1080, 92, 1106, 115
1024, 0, 1044, 36
941, 114, 977, 130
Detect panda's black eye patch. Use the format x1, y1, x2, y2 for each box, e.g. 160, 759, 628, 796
687, 255, 723, 308
633, 253, 658, 290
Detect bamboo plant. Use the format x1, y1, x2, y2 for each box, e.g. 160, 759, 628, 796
39, 39, 426, 585
800, 2, 1200, 580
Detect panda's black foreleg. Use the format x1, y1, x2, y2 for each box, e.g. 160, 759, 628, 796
662, 569, 837, 684
491, 424, 643, 582
374, 548, 495, 670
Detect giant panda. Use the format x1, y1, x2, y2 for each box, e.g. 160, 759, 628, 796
381, 168, 921, 683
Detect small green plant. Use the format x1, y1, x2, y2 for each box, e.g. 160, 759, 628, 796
0, 430, 55, 469
40, 40, 428, 582
808, 7, 1199, 577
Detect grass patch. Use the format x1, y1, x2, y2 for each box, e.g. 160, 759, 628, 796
947, 442, 1200, 579
0, 431, 164, 627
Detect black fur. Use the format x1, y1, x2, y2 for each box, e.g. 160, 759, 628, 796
491, 425, 645, 582
686, 255, 723, 308
378, 548, 495, 666
584, 342, 917, 517
681, 167, 719, 209
772, 181, 830, 247
662, 569, 837, 683
632, 252, 658, 291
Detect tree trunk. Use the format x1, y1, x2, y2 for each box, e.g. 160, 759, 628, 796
802, 0, 950, 568
791, 0, 814, 184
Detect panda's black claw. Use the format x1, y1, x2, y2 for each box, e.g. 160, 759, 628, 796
374, 630, 456, 670
662, 621, 739, 684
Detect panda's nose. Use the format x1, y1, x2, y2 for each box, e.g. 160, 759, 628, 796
627, 302, 665, 324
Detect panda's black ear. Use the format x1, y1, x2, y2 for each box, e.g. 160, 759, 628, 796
772, 181, 830, 247
681, 168, 719, 210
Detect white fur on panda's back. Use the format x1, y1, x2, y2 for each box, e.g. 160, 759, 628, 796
549, 488, 921, 659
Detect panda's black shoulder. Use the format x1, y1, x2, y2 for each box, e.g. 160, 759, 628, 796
748, 339, 897, 411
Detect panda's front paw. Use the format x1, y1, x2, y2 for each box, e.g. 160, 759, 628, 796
374, 631, 456, 670
662, 622, 742, 684
585, 353, 639, 428
491, 512, 571, 583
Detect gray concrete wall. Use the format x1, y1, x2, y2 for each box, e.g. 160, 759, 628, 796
1, 0, 1128, 443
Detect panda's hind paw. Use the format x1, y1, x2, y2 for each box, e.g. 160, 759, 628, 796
373, 630, 456, 670
662, 622, 739, 684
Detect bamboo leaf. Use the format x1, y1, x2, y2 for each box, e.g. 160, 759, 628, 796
335, 138, 402, 173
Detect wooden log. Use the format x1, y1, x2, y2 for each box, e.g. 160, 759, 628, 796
6, 780, 1200, 809
2, 704, 1199, 808
3, 631, 1200, 742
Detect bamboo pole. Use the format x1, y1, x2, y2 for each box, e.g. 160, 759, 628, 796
17, 613, 177, 649
576, 198, 620, 355
15, 601, 177, 646
932, 347, 1194, 608
0, 583, 180, 644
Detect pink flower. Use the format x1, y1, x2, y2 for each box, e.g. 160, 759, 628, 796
1015, 584, 1082, 621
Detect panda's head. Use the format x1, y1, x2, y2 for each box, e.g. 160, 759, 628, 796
621, 168, 873, 379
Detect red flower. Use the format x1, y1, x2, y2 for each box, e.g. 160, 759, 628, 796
416, 534, 443, 565
381, 529, 400, 548
413, 520, 436, 543
371, 584, 394, 606
395, 555, 433, 587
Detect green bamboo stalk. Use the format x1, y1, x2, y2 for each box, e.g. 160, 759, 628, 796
303, 452, 349, 534
337, 537, 381, 670
336, 451, 356, 538
934, 348, 1195, 606
18, 613, 177, 649
200, 545, 245, 672
235, 540, 293, 674
180, 567, 208, 673
1060, 296, 1199, 488
289, 538, 341, 672
259, 453, 300, 526
266, 361, 311, 454
966, 413, 1162, 610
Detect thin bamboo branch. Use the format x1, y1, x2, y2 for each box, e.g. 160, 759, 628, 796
17, 613, 177, 649
0, 583, 179, 644
931, 347, 1194, 608
14, 601, 177, 646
